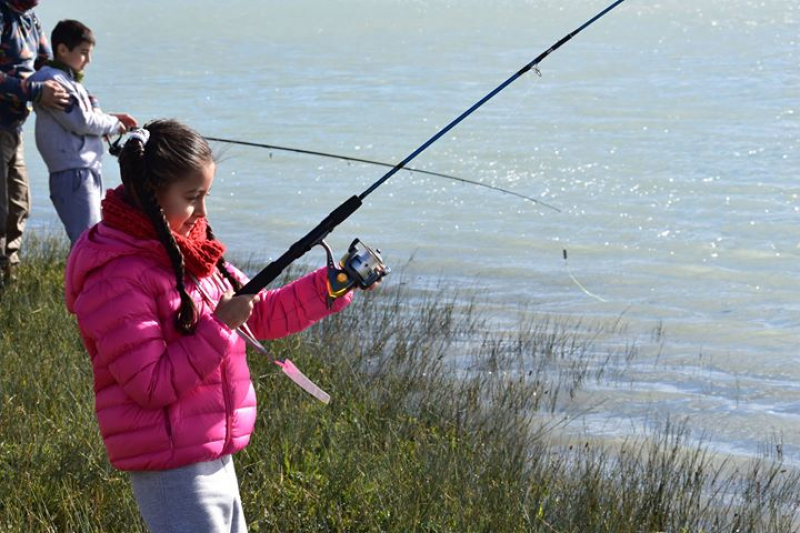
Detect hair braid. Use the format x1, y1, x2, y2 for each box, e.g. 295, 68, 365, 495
206, 223, 242, 292
138, 183, 198, 333
117, 131, 199, 334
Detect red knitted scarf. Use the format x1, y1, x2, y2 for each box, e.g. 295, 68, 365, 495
101, 186, 225, 278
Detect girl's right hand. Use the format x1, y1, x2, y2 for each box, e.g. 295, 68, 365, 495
214, 291, 260, 330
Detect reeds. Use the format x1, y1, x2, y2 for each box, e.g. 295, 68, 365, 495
1, 235, 798, 532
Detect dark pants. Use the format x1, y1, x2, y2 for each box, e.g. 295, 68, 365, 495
0, 130, 30, 268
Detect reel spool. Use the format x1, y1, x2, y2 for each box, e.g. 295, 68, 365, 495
321, 238, 389, 308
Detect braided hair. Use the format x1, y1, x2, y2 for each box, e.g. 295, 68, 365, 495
116, 119, 241, 334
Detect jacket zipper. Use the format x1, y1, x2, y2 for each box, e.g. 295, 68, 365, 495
221, 359, 232, 450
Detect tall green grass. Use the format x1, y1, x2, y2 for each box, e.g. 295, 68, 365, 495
1, 234, 798, 532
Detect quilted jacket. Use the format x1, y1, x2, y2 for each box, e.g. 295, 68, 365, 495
65, 222, 351, 471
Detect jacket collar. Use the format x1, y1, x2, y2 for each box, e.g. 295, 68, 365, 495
47, 59, 84, 84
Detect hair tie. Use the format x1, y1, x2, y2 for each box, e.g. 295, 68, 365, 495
128, 128, 150, 147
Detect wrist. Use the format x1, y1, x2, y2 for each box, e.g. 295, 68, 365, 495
25, 80, 42, 102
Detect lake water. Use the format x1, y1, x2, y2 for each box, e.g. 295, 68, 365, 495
29, 1, 799, 463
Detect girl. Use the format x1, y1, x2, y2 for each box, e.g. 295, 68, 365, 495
65, 119, 369, 532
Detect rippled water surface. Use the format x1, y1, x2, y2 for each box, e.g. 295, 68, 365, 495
29, 1, 799, 461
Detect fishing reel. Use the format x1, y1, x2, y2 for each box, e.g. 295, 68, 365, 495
104, 134, 124, 157
320, 238, 389, 308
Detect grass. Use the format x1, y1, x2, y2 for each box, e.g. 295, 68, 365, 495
1, 234, 799, 532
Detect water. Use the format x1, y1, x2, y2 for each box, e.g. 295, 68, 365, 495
29, 1, 799, 462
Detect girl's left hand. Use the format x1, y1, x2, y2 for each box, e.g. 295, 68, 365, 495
361, 266, 388, 292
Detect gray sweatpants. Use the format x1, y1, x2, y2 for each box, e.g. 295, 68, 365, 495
49, 167, 103, 246
129, 455, 248, 533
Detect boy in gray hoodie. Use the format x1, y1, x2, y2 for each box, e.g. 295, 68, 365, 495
30, 19, 137, 245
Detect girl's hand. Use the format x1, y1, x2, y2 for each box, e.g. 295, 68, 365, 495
214, 291, 260, 330
361, 266, 388, 292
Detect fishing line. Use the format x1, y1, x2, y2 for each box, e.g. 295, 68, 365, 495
227, 0, 627, 296
563, 249, 608, 303
505, 67, 543, 117
358, 0, 627, 203
203, 135, 560, 211
105, 1, 627, 404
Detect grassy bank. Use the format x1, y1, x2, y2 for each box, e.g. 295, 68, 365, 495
1, 235, 799, 532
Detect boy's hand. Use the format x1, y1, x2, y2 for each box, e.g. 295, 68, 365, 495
39, 80, 69, 110
110, 113, 138, 133
214, 290, 260, 330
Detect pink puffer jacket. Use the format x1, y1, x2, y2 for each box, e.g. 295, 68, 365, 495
65, 222, 352, 471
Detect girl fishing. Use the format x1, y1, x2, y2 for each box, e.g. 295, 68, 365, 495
65, 119, 379, 532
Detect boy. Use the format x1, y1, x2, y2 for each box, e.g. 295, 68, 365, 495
30, 19, 137, 245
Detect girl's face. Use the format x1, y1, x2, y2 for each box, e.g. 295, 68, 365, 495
156, 161, 215, 238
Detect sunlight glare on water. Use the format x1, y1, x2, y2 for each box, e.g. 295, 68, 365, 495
29, 0, 799, 462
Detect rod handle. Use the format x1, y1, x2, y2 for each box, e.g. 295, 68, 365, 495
236, 195, 362, 295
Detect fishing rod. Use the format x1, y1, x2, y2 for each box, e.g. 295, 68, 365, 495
237, 0, 627, 297
204, 136, 557, 210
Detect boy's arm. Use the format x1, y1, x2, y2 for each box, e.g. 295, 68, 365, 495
108, 112, 137, 131
87, 93, 137, 131
46, 80, 123, 136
